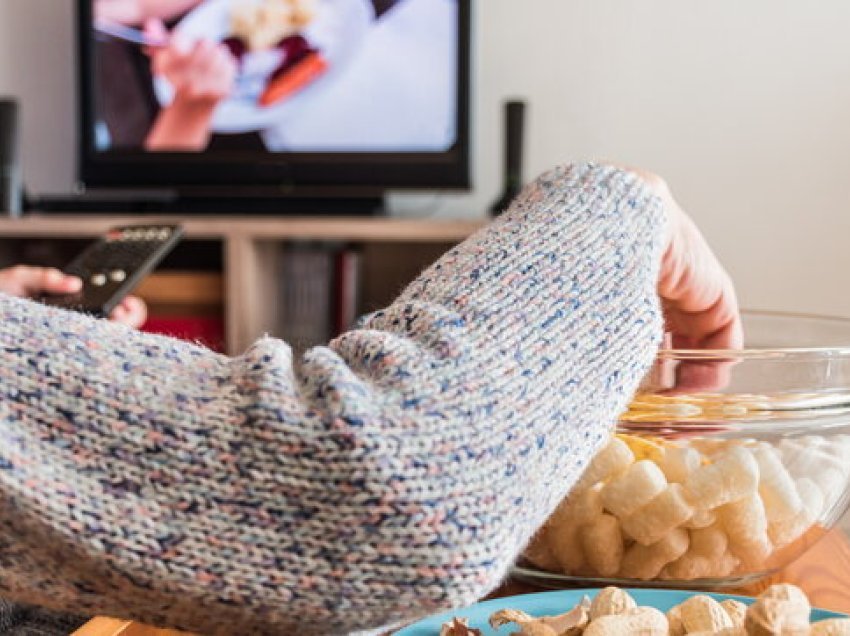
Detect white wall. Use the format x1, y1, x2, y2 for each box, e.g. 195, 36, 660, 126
3, 1, 850, 317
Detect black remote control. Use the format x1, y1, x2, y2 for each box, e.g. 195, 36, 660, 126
42, 224, 184, 317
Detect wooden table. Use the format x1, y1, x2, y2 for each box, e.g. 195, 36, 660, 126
73, 527, 850, 635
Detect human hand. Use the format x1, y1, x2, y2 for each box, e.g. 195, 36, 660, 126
0, 265, 82, 298
626, 171, 743, 351
109, 296, 149, 329
0, 265, 148, 329
145, 19, 237, 105
626, 171, 743, 390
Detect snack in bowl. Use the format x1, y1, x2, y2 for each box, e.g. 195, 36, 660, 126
439, 585, 850, 635
521, 390, 850, 585
517, 299, 850, 589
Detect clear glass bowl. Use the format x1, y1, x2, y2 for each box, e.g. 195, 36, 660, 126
515, 311, 850, 589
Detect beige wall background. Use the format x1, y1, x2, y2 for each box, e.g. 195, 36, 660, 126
2, 1, 850, 318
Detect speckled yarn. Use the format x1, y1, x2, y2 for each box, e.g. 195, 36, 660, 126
0, 163, 665, 635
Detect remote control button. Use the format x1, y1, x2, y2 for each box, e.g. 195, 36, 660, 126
91, 273, 107, 286
109, 269, 126, 283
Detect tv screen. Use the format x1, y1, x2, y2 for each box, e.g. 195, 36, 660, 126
78, 0, 470, 198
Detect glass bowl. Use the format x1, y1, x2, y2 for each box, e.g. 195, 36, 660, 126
515, 310, 850, 589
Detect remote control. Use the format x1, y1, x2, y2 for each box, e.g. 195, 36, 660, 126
42, 224, 184, 317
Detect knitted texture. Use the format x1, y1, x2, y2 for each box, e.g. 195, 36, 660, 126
0, 163, 665, 634
0, 600, 86, 635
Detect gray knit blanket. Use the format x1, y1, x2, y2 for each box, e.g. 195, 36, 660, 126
0, 164, 664, 634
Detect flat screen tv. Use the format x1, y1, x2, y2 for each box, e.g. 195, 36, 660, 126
76, 0, 470, 212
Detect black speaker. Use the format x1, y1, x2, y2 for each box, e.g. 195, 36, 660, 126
0, 98, 22, 217
489, 99, 526, 216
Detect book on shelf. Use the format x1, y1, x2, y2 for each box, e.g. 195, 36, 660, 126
279, 242, 362, 353
333, 246, 362, 336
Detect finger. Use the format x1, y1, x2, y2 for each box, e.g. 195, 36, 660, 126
44, 269, 83, 294
109, 296, 148, 329
188, 41, 227, 98
21, 267, 82, 297
667, 301, 742, 350
210, 46, 238, 92
193, 39, 221, 75
673, 359, 735, 392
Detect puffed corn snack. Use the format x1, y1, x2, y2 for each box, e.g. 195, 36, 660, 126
524, 391, 850, 582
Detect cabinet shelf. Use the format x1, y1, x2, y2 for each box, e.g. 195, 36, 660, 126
0, 215, 484, 353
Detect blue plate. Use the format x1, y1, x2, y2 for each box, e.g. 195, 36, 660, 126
395, 588, 848, 635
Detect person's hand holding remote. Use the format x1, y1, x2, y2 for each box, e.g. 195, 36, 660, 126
0, 265, 148, 328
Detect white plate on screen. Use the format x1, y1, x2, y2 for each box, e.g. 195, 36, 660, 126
153, 0, 372, 134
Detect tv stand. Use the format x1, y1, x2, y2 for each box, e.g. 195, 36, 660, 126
29, 192, 386, 216
0, 214, 483, 353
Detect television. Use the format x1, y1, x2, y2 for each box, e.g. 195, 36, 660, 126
74, 0, 470, 213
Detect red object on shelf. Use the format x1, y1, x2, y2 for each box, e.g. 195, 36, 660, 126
141, 315, 226, 352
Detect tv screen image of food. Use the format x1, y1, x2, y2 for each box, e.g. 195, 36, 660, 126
89, 0, 459, 153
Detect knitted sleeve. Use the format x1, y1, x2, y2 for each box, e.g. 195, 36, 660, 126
0, 163, 666, 635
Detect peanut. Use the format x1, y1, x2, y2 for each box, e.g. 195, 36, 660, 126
583, 607, 668, 636
489, 601, 590, 636
439, 617, 480, 636
589, 586, 636, 620
477, 582, 837, 636
745, 583, 811, 636
677, 594, 735, 633
666, 604, 685, 636
811, 618, 850, 635
720, 598, 748, 628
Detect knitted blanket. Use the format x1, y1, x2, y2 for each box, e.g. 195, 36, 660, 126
0, 163, 665, 634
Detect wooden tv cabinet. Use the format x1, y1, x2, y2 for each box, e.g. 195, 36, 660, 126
0, 215, 483, 354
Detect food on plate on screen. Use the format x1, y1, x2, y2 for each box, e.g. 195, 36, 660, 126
230, 0, 316, 51
225, 0, 326, 106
